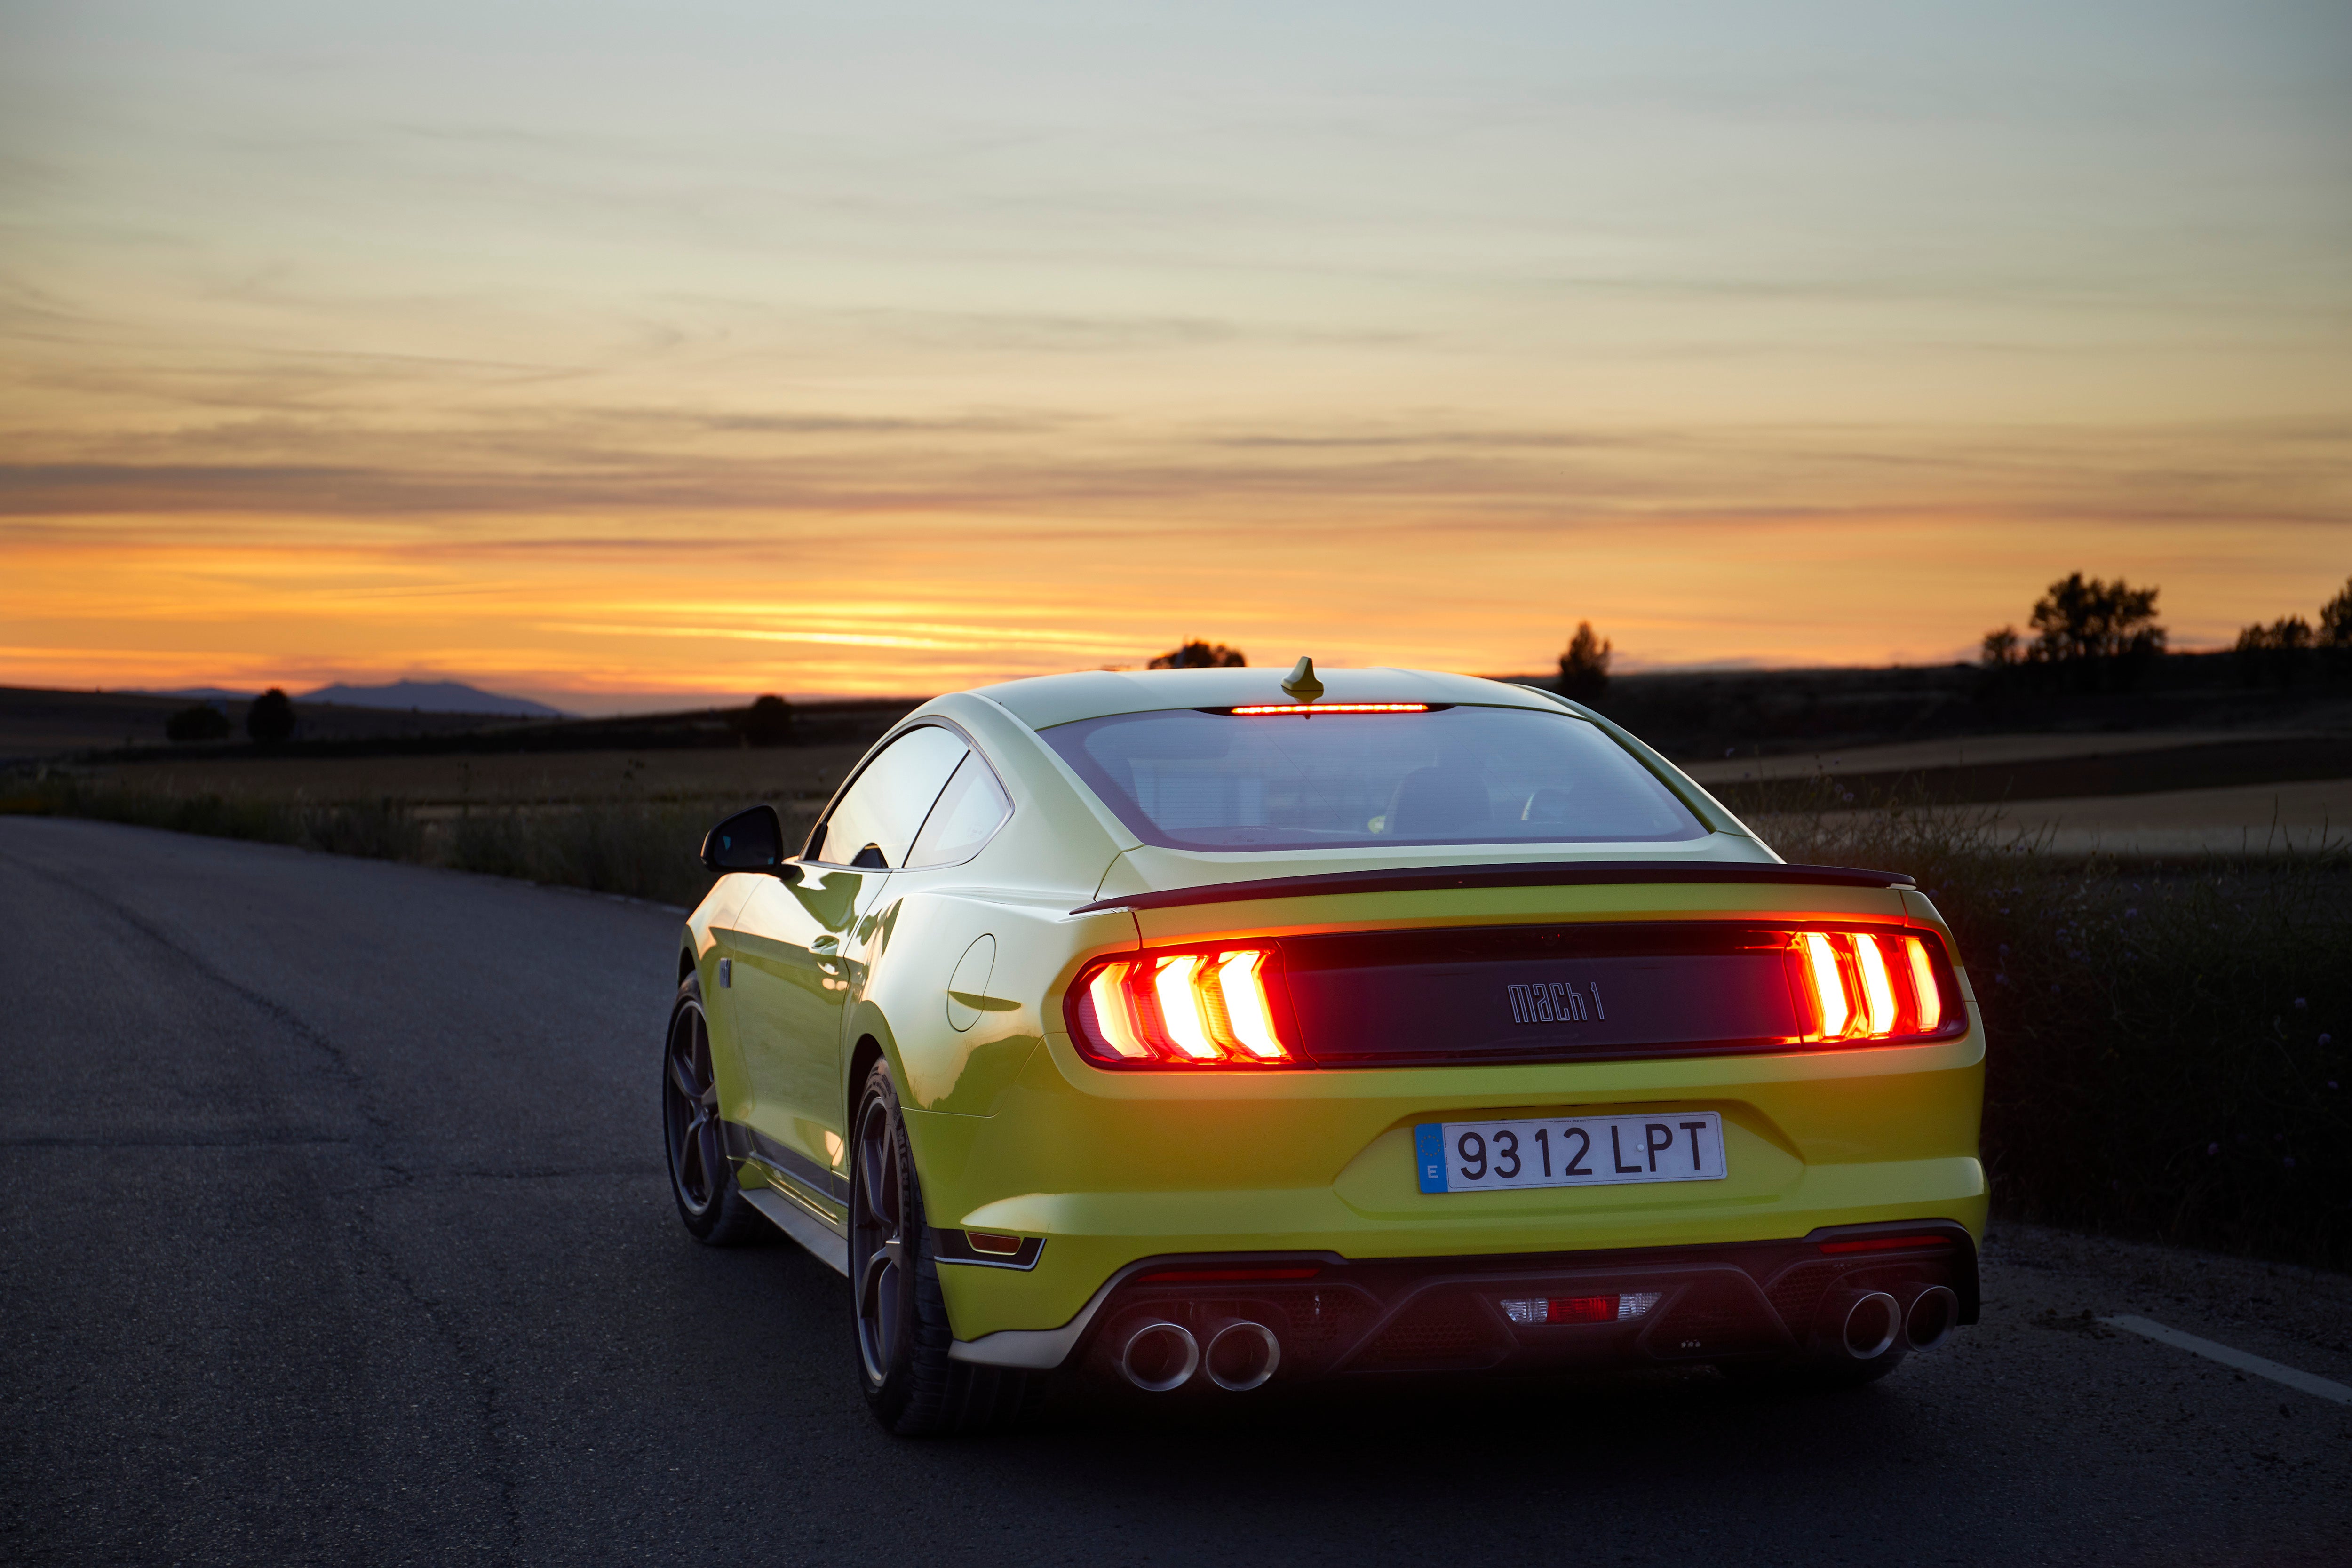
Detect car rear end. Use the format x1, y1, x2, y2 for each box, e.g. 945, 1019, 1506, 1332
924, 671, 1984, 1391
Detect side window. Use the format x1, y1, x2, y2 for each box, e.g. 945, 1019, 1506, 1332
809, 726, 969, 869
905, 753, 1013, 868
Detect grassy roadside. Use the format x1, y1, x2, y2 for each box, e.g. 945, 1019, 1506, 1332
2, 770, 727, 909
1754, 780, 2350, 1272
8, 765, 2347, 1270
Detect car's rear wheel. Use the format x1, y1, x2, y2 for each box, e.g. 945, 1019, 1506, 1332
664, 973, 764, 1245
850, 1057, 1040, 1435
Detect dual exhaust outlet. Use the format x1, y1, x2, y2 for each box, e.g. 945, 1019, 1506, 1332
1827, 1283, 1959, 1360
1117, 1283, 1956, 1385
1117, 1317, 1281, 1392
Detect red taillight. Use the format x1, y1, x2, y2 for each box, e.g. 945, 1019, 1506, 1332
1069, 947, 1295, 1067
1788, 929, 1957, 1044
1132, 1266, 1322, 1283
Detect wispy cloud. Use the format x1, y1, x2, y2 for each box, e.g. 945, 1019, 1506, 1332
2, 0, 2347, 699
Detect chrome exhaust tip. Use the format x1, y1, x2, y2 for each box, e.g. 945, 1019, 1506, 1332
1117, 1320, 1200, 1392
1839, 1291, 1901, 1361
1903, 1285, 1959, 1352
1202, 1319, 1282, 1392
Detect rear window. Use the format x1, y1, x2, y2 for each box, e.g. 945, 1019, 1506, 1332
1040, 704, 1705, 852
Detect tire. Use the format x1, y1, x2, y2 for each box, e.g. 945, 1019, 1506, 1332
850, 1058, 1040, 1436
664, 973, 765, 1246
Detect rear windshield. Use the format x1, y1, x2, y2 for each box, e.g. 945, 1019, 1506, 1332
1040, 704, 1706, 852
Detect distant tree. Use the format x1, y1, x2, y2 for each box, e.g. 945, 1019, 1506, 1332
2028, 572, 2165, 663
246, 687, 297, 744
1557, 621, 1613, 704
165, 702, 232, 743
2234, 615, 2314, 687
736, 693, 795, 747
1148, 641, 1247, 669
2320, 576, 2352, 649
1979, 627, 2022, 667
2023, 572, 2165, 689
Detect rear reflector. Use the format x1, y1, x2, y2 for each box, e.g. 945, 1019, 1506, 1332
965, 1231, 1025, 1256
1818, 1234, 1955, 1255
1133, 1267, 1322, 1283
1070, 946, 1295, 1068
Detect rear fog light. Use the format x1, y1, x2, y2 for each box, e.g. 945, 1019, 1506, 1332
1498, 1291, 1662, 1325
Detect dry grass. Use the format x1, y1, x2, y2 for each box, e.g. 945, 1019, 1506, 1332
72, 744, 870, 810
2, 748, 870, 910
1754, 778, 2351, 1270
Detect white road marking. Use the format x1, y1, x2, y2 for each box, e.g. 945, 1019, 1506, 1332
2101, 1315, 2352, 1405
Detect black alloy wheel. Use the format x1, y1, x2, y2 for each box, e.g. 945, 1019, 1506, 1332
849, 1058, 1040, 1435
663, 972, 762, 1244
852, 1075, 910, 1386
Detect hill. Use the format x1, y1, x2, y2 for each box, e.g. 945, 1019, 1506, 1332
299, 680, 564, 717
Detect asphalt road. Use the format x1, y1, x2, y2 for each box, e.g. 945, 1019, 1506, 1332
5, 816, 2348, 1568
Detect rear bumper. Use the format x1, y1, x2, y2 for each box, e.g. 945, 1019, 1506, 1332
951, 1221, 1978, 1375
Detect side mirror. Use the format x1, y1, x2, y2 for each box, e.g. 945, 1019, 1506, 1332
699, 804, 803, 881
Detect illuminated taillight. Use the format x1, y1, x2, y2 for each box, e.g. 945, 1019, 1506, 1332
1798, 932, 1850, 1038
1085, 962, 1152, 1059
1853, 935, 1898, 1035
1069, 947, 1293, 1067
1216, 950, 1286, 1059
1903, 937, 1942, 1032
1154, 955, 1222, 1059
1790, 929, 1957, 1045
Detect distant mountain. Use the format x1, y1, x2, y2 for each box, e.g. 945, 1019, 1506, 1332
147, 687, 255, 703
298, 680, 565, 717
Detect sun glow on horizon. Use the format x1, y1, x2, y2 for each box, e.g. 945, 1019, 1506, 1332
3, 1, 2346, 706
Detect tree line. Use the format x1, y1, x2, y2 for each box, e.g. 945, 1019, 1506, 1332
2231, 576, 2352, 686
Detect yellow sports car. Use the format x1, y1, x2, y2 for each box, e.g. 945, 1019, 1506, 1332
666, 663, 1983, 1433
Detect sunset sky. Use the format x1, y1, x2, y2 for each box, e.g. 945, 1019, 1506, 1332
4, 0, 2348, 710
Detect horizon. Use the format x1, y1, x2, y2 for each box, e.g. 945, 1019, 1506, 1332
68, 640, 2265, 722
5, 1, 2347, 704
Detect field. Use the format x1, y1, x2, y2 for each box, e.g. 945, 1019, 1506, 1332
0, 683, 559, 762
63, 745, 869, 813
1754, 784, 2349, 1271
3, 746, 877, 909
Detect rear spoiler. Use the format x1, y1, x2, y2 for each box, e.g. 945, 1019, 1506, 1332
1073, 860, 1915, 915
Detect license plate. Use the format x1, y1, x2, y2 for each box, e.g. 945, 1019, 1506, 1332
1414, 1112, 1727, 1194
